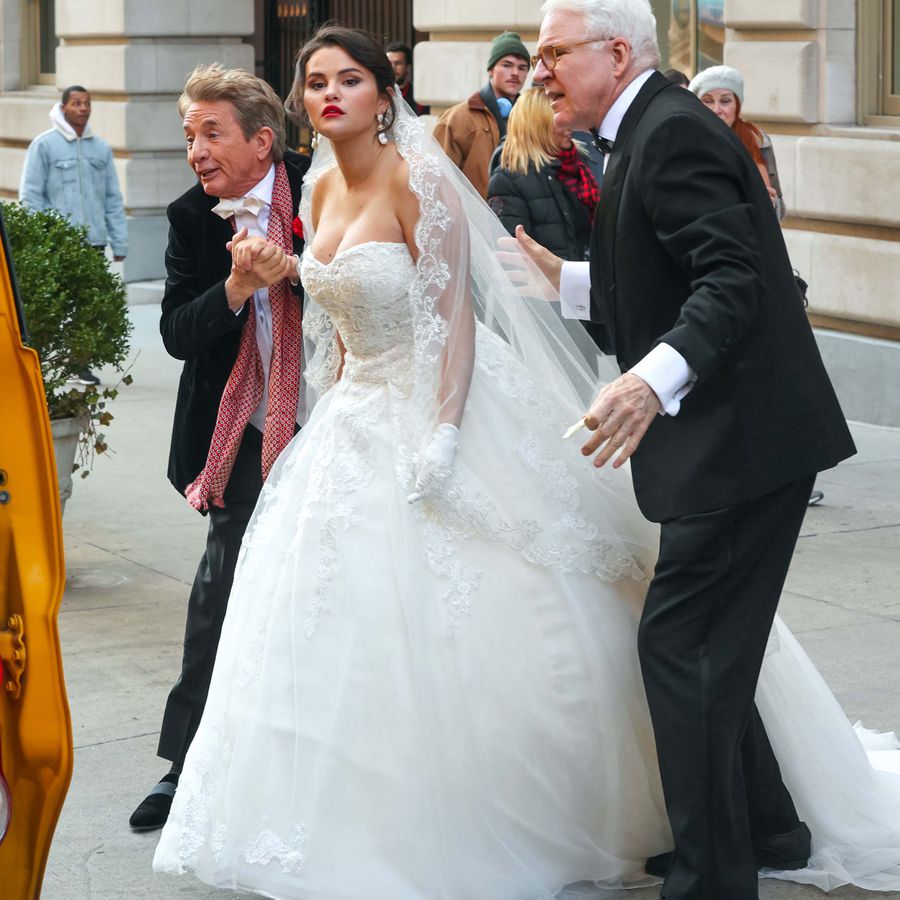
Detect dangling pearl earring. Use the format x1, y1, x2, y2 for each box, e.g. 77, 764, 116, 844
376, 112, 388, 145
310, 130, 320, 151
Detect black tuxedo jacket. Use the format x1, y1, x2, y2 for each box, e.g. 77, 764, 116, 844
589, 72, 855, 522
160, 150, 311, 496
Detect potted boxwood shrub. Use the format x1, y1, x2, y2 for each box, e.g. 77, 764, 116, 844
2, 202, 133, 512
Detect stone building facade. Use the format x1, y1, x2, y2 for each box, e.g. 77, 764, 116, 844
414, 0, 900, 425
0, 1, 253, 282
0, 1, 898, 423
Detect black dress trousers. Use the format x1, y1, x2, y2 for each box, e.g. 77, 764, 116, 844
638, 474, 815, 900
157, 425, 263, 767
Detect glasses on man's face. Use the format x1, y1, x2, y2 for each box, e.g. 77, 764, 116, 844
531, 37, 612, 72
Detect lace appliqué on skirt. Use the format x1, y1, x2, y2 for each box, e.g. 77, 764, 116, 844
241, 818, 310, 875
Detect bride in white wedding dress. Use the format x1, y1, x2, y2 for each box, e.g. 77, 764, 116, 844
154, 27, 900, 900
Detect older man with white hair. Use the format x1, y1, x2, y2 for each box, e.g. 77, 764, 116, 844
518, 1, 856, 897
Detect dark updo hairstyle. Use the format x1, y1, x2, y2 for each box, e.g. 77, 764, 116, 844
285, 25, 397, 130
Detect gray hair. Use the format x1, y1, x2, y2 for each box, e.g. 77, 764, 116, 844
178, 64, 287, 163
540, 0, 661, 71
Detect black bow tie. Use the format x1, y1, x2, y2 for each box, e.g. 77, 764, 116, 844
590, 129, 615, 155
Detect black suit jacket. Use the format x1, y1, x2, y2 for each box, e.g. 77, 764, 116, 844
161, 150, 311, 496
589, 72, 855, 522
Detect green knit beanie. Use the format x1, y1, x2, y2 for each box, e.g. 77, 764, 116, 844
487, 31, 530, 70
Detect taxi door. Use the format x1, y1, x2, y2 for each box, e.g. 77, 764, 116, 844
0, 206, 73, 897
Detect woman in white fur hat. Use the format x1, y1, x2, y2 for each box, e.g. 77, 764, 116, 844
689, 64, 785, 219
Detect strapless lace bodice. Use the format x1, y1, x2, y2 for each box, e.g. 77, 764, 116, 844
301, 242, 417, 385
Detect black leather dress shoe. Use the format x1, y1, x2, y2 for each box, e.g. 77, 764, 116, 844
754, 821, 812, 869
644, 851, 672, 878
646, 822, 811, 878
129, 774, 178, 831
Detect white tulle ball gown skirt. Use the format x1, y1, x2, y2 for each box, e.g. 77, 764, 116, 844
153, 250, 900, 897
153, 332, 675, 899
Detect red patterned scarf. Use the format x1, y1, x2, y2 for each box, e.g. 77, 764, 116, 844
185, 161, 302, 511
556, 144, 600, 221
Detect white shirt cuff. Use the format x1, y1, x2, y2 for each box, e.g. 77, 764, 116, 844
629, 343, 697, 416
559, 261, 591, 321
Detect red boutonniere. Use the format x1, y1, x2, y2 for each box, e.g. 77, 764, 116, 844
292, 216, 304, 240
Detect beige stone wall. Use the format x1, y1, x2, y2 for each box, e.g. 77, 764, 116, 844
784, 227, 900, 327
413, 1, 540, 112
724, 0, 900, 333
0, 0, 254, 281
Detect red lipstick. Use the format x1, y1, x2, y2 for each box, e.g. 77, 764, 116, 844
322, 105, 344, 118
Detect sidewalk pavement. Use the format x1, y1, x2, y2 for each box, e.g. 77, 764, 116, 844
41, 306, 900, 899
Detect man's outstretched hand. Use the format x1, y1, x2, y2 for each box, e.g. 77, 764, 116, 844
513, 225, 563, 292
580, 373, 661, 468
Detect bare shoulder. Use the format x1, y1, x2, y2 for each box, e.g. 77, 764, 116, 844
312, 165, 340, 198
389, 156, 418, 214
310, 165, 340, 228
388, 155, 420, 255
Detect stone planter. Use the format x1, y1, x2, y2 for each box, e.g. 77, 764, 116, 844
50, 417, 82, 515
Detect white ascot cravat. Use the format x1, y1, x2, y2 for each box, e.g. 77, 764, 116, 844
211, 194, 266, 220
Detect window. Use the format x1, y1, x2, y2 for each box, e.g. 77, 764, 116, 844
258, 0, 418, 151
38, 0, 58, 79
858, 0, 900, 123
884, 0, 900, 115
653, 0, 724, 78
23, 0, 58, 84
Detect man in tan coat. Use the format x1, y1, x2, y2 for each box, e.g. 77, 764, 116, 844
433, 31, 530, 198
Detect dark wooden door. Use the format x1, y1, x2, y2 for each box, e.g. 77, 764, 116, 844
328, 1, 415, 44
259, 0, 419, 150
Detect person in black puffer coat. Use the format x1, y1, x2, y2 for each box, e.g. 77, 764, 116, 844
488, 87, 606, 347
488, 87, 599, 262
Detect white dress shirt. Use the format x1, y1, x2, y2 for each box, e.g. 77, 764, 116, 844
229, 164, 302, 431
558, 69, 698, 416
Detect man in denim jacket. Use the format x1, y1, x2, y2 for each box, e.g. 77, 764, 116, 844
19, 85, 128, 383
19, 85, 128, 261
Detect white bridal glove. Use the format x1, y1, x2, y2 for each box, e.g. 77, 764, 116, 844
407, 423, 460, 504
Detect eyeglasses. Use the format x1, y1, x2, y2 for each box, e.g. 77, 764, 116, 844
531, 37, 612, 72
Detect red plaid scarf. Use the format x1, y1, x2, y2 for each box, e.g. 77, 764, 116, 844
556, 144, 600, 221
185, 161, 302, 511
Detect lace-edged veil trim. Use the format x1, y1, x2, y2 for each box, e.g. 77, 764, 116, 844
297, 87, 657, 566
300, 89, 620, 425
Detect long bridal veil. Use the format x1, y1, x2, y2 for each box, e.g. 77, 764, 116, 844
294, 90, 900, 894
152, 86, 900, 898
366, 88, 900, 895
297, 87, 661, 571
756, 618, 900, 891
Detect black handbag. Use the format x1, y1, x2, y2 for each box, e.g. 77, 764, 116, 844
793, 270, 809, 308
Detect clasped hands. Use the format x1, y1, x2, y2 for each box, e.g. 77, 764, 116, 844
224, 229, 298, 311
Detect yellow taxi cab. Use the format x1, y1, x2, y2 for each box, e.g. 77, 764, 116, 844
0, 206, 73, 897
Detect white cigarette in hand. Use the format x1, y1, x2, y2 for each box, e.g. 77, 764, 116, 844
563, 418, 587, 440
